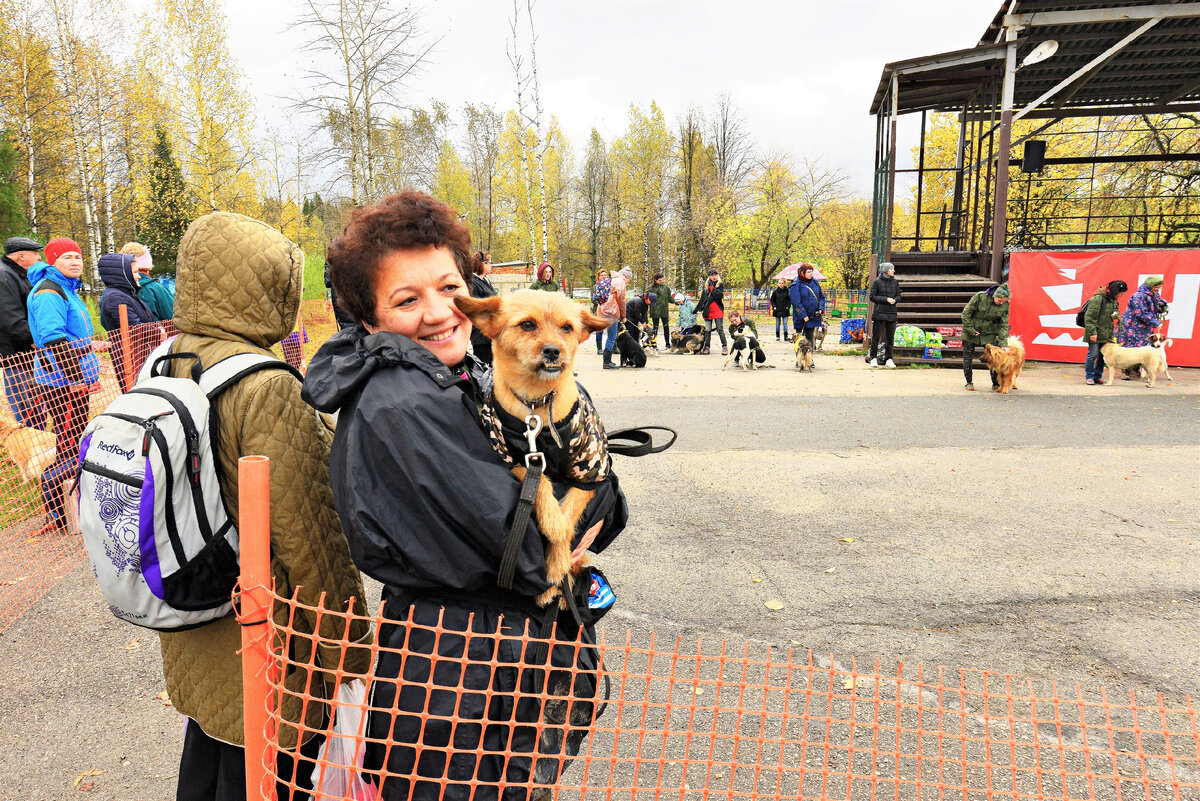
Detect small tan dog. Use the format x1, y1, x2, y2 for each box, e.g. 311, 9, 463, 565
0, 411, 57, 482
456, 290, 612, 606
794, 335, 814, 371
1100, 341, 1171, 387
983, 335, 1025, 394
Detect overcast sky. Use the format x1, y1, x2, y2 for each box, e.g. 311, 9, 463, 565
222, 0, 1003, 195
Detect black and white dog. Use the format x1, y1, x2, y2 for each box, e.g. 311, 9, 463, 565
724, 323, 768, 370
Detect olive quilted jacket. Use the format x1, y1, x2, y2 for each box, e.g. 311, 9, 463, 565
157, 212, 371, 748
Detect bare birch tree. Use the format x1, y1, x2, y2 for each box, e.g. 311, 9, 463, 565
506, 0, 537, 263
523, 0, 549, 264
293, 0, 436, 204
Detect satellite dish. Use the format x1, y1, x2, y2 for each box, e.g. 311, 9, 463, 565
1020, 40, 1059, 69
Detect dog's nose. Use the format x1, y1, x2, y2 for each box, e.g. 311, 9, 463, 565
541, 346, 561, 362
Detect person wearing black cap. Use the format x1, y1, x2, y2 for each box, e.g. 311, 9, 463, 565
1082, 279, 1127, 385
0, 236, 47, 426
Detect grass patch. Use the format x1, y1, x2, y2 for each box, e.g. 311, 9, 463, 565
303, 250, 327, 301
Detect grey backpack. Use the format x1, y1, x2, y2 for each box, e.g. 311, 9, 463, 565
77, 339, 299, 631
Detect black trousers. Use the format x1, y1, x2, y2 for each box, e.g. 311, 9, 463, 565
869, 319, 897, 362
961, 341, 998, 387
176, 718, 324, 801
649, 314, 669, 349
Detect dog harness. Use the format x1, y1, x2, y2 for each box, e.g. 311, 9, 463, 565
479, 385, 612, 489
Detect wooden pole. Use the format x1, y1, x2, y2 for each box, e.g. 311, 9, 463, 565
990, 29, 1019, 283
238, 455, 276, 801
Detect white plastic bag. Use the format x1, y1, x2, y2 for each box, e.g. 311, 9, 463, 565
311, 679, 376, 800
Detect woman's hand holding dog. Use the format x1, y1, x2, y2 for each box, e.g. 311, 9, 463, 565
572, 519, 603, 569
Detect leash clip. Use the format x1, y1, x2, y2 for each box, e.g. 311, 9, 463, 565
523, 414, 545, 468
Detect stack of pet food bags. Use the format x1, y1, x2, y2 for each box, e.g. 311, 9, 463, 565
938, 325, 963, 352
893, 325, 926, 349
840, 318, 866, 344
924, 331, 943, 360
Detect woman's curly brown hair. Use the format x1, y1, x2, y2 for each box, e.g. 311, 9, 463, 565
327, 189, 473, 326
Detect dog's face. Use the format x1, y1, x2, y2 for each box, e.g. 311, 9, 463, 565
456, 290, 610, 386
794, 337, 812, 356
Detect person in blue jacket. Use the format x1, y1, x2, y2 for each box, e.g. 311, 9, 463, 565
98, 252, 159, 392
789, 263, 826, 358
27, 237, 106, 533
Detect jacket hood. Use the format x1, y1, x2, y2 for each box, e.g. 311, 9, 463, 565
28, 260, 81, 293
302, 323, 472, 413
174, 212, 302, 348
98, 253, 138, 292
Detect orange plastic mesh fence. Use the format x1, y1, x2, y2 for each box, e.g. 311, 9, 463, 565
244, 588, 1200, 801
0, 318, 171, 629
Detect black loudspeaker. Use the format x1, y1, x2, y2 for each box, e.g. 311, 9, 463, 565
1022, 140, 1046, 173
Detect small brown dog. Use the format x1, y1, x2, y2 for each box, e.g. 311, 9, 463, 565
0, 411, 57, 482
983, 335, 1025, 394
456, 290, 612, 606
794, 335, 814, 371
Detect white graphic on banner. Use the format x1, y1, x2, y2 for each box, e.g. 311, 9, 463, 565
1056, 269, 1077, 280
1043, 283, 1083, 312
1034, 332, 1086, 347
1040, 314, 1082, 328
1166, 274, 1199, 339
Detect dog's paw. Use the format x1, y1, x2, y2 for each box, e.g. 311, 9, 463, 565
535, 586, 560, 607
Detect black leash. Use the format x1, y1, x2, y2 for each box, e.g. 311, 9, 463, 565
607, 426, 677, 457
497, 414, 547, 592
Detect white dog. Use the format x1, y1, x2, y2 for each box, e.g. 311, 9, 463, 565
1100, 341, 1172, 387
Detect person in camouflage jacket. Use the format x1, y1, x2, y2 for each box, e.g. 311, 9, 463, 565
960, 283, 1010, 390
1082, 280, 1127, 384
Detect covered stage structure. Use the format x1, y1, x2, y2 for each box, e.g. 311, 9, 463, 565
868, 0, 1200, 367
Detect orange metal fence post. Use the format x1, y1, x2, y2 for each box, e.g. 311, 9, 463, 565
238, 455, 275, 801
117, 304, 133, 387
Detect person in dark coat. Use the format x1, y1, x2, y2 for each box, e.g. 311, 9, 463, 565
120, 242, 175, 322
696, 269, 727, 355
305, 189, 628, 801
623, 292, 651, 340
98, 252, 161, 392
768, 278, 791, 341
960, 283, 1010, 391
469, 250, 498, 365
868, 262, 902, 368
788, 264, 826, 356
647, 273, 672, 351
0, 236, 45, 426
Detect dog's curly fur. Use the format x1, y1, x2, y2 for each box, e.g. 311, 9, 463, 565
1100, 341, 1171, 387
0, 411, 56, 483
983, 336, 1025, 394
455, 290, 611, 606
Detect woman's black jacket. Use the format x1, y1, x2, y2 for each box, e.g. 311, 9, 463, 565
302, 326, 628, 800
869, 274, 902, 322
769, 287, 791, 318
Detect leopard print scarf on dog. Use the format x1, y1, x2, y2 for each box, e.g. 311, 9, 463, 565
478, 384, 612, 489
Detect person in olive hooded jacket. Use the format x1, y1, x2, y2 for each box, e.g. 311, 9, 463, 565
155, 213, 371, 801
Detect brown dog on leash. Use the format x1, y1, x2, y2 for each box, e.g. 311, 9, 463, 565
983, 335, 1026, 394
456, 290, 612, 606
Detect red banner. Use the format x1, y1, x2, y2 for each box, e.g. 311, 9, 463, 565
1009, 250, 1200, 368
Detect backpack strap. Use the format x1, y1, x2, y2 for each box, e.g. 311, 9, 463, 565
199, 353, 302, 400
33, 278, 69, 300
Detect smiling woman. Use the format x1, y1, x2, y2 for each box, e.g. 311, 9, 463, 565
303, 189, 628, 800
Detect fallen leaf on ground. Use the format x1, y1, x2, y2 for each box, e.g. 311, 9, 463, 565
751, 578, 763, 583
764, 599, 784, 610
693, 687, 704, 695
842, 677, 856, 692
838, 537, 854, 543
78, 782, 95, 792
119, 639, 141, 651
74, 770, 105, 788
823, 567, 836, 574
155, 691, 172, 706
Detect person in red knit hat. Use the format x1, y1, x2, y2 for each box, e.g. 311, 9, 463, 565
27, 237, 108, 534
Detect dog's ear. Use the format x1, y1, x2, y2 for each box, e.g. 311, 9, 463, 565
455, 295, 504, 339
578, 308, 612, 340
